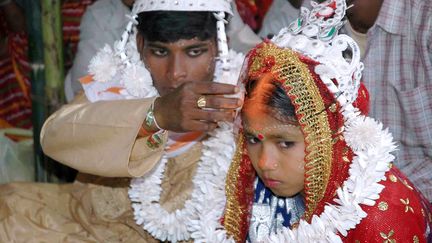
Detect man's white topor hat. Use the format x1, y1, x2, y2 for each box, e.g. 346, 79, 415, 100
132, 0, 233, 15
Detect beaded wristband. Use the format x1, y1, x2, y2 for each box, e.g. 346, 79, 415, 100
141, 99, 165, 149
144, 98, 164, 132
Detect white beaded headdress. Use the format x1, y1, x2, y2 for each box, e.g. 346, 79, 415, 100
271, 0, 363, 107
132, 0, 232, 14
85, 0, 241, 101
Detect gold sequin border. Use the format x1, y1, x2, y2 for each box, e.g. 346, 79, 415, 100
224, 135, 246, 242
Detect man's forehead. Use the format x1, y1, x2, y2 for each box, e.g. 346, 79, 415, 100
145, 39, 216, 48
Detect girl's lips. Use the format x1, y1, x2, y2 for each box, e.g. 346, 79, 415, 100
263, 178, 281, 188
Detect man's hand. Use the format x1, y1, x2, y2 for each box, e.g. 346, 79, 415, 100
153, 82, 242, 132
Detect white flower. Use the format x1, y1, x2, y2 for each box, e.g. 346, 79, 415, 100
344, 116, 384, 152
88, 45, 120, 82
315, 64, 337, 79
125, 38, 141, 63
121, 64, 158, 98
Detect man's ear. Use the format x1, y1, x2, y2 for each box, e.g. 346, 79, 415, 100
136, 34, 145, 58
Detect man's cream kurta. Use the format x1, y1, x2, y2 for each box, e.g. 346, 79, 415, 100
0, 95, 200, 242
40, 94, 167, 177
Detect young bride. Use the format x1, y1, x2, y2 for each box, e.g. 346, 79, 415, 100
222, 0, 432, 242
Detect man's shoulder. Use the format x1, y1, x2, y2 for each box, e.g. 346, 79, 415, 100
80, 0, 129, 35
85, 0, 126, 19
86, 0, 118, 12
375, 0, 431, 37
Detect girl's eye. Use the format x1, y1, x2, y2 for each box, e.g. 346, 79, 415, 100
279, 141, 295, 149
245, 135, 261, 145
187, 48, 207, 57
151, 48, 168, 57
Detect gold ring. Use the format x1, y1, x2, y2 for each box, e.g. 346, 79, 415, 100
197, 96, 206, 109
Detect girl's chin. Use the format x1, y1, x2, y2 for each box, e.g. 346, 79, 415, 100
269, 188, 303, 198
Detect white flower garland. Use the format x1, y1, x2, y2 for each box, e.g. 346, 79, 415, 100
88, 27, 396, 243
85, 4, 245, 240
127, 93, 396, 243
186, 123, 236, 243
124, 47, 243, 242
128, 103, 397, 243
88, 42, 397, 242
87, 40, 244, 241
129, 123, 236, 242
86, 1, 396, 240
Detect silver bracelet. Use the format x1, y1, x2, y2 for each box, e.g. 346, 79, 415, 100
144, 98, 164, 132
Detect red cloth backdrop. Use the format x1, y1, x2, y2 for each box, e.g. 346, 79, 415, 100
61, 0, 96, 70
0, 14, 31, 129
0, 0, 95, 129
235, 0, 273, 32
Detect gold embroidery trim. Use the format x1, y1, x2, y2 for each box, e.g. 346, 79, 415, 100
248, 43, 333, 221
224, 135, 245, 241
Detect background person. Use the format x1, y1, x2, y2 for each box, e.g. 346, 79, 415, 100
344, 0, 432, 201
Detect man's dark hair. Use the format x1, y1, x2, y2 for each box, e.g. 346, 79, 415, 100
137, 11, 217, 43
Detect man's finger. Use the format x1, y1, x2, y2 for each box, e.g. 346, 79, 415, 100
186, 120, 218, 132
193, 109, 236, 123
192, 82, 239, 95
203, 96, 243, 109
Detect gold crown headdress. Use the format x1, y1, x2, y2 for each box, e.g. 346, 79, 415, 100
271, 0, 363, 107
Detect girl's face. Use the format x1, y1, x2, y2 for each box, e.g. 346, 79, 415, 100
242, 108, 305, 197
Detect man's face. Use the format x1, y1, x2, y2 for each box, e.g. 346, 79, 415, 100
345, 0, 383, 33
121, 0, 135, 8
137, 36, 217, 96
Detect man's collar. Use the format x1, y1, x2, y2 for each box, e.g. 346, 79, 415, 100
373, 0, 407, 36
